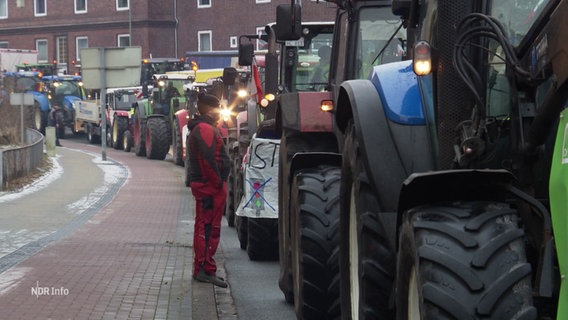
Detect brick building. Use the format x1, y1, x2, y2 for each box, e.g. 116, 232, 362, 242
0, 0, 336, 74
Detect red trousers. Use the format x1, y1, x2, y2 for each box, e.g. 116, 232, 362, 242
191, 181, 227, 276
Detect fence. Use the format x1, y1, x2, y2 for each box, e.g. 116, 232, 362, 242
0, 128, 44, 190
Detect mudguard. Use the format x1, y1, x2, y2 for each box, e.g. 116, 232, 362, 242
29, 91, 50, 111
398, 169, 514, 214
336, 87, 433, 213
113, 110, 130, 118
368, 61, 425, 125
62, 95, 82, 112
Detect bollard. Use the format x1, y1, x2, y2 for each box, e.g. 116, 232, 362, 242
45, 127, 56, 157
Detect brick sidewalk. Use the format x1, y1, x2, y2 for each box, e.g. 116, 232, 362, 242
0, 140, 233, 319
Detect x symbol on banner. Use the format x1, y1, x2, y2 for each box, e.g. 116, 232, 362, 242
243, 177, 275, 212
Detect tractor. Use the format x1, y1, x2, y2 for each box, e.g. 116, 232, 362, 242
329, 0, 567, 318
272, 2, 406, 318
131, 73, 192, 160
3, 71, 51, 135
42, 74, 87, 138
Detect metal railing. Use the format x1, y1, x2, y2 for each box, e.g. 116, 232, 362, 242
0, 128, 44, 190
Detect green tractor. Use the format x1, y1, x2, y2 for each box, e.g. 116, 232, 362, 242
131, 73, 193, 160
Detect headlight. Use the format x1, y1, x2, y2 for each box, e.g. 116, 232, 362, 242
220, 108, 231, 121
237, 89, 248, 98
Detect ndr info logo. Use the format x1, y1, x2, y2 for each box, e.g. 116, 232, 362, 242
31, 281, 70, 298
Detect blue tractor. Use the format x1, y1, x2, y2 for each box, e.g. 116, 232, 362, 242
332, 0, 567, 318
42, 74, 86, 138
3, 71, 51, 134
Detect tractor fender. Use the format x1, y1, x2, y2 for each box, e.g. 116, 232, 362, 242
29, 91, 50, 111
334, 61, 433, 212
133, 101, 146, 119
174, 109, 189, 129
62, 95, 81, 112
113, 110, 130, 118
289, 152, 341, 183
397, 169, 515, 215
335, 80, 410, 212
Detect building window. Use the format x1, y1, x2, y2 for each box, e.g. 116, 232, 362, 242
256, 0, 270, 3
198, 31, 212, 51
117, 34, 130, 47
75, 0, 87, 14
256, 27, 267, 51
0, 41, 8, 48
34, 0, 46, 16
76, 37, 88, 62
0, 0, 7, 19
198, 0, 211, 8
230, 36, 237, 49
36, 39, 48, 63
117, 0, 129, 11
57, 36, 68, 65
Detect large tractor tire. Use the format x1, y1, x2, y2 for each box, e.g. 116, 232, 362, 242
123, 130, 133, 152
236, 215, 248, 250
290, 166, 341, 320
396, 201, 537, 319
226, 169, 236, 227
145, 117, 170, 160
112, 116, 129, 150
339, 121, 395, 320
86, 123, 100, 144
133, 115, 146, 157
246, 217, 279, 261
225, 146, 240, 227
172, 118, 184, 166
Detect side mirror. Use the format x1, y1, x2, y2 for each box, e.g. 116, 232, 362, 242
392, 0, 412, 19
238, 43, 254, 66
275, 4, 302, 41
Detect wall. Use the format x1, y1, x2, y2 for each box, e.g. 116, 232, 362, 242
0, 128, 44, 190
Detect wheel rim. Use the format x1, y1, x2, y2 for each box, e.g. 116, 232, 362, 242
349, 185, 360, 320
408, 267, 420, 320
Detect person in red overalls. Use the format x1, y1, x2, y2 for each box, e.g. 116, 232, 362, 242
188, 93, 231, 288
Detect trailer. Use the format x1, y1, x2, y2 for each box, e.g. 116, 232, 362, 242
185, 50, 239, 70
0, 49, 38, 73
72, 99, 103, 143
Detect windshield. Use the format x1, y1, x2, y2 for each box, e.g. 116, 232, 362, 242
491, 0, 550, 46
357, 7, 406, 79
295, 32, 334, 91
113, 93, 139, 110
16, 77, 40, 92
54, 81, 82, 98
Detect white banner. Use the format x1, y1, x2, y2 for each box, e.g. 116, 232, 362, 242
236, 135, 280, 219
